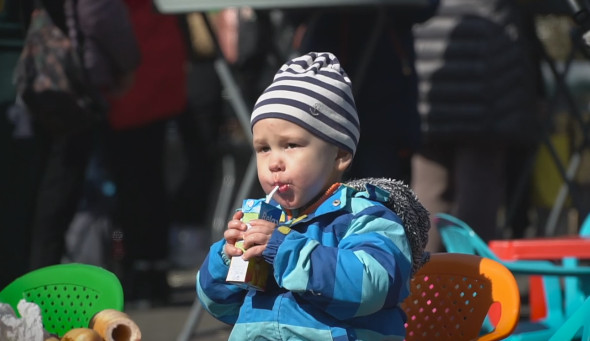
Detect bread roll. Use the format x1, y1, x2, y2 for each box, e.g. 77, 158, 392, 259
60, 328, 101, 341
89, 309, 141, 341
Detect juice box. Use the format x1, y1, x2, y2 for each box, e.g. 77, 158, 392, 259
226, 199, 281, 291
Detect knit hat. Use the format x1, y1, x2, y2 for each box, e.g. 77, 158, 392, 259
251, 52, 360, 155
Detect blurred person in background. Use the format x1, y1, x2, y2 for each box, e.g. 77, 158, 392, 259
23, 0, 140, 271
285, 1, 440, 184
410, 0, 541, 251
104, 0, 187, 306
166, 12, 225, 245
1, 0, 35, 288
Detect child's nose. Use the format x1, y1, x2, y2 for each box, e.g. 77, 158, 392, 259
269, 153, 284, 172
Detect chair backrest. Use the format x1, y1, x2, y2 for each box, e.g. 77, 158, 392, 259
401, 253, 520, 341
580, 213, 590, 237
0, 263, 123, 337
436, 213, 501, 260
548, 295, 590, 341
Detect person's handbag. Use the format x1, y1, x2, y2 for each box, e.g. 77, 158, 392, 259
13, 0, 107, 137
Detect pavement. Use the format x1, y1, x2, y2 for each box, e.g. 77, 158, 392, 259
125, 267, 232, 341
126, 304, 231, 341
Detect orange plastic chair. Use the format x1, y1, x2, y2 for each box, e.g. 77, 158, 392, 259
401, 253, 521, 341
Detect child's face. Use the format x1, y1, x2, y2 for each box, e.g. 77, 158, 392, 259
252, 118, 352, 210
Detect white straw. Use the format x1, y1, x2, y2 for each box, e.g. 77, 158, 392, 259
266, 185, 280, 203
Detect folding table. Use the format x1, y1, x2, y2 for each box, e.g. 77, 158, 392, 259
489, 236, 590, 322
489, 236, 590, 261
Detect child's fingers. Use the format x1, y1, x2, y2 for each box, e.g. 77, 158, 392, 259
224, 226, 245, 244
247, 219, 276, 234
232, 210, 244, 221
224, 242, 243, 258
226, 210, 245, 231
227, 218, 247, 232
242, 245, 266, 260
242, 220, 275, 249
242, 230, 272, 250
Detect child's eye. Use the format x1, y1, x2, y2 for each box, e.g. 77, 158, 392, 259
286, 143, 298, 149
255, 145, 270, 153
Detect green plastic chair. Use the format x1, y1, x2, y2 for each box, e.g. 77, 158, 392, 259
436, 212, 590, 341
548, 295, 590, 341
0, 263, 124, 337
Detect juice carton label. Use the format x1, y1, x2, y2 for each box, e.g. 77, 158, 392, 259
226, 199, 282, 291
242, 199, 281, 224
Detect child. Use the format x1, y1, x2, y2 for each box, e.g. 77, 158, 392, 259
196, 52, 430, 340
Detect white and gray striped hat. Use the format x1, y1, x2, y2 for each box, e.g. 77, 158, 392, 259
251, 52, 360, 155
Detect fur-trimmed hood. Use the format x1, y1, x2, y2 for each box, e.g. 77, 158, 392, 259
345, 177, 430, 274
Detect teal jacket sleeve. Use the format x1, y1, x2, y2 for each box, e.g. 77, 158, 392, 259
262, 203, 412, 321
196, 239, 246, 324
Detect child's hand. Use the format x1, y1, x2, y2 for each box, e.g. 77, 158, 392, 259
224, 210, 247, 258
241, 219, 277, 260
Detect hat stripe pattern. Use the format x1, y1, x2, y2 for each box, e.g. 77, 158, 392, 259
269, 79, 357, 116
251, 52, 360, 155
255, 86, 358, 137
252, 108, 353, 155
275, 68, 357, 108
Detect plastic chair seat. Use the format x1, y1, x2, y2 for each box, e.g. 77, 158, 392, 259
401, 253, 520, 341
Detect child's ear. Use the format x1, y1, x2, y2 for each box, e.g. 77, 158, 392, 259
335, 149, 353, 172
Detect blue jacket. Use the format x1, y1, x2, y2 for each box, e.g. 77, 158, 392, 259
197, 183, 413, 340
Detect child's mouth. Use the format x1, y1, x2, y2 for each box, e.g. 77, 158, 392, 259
278, 184, 289, 193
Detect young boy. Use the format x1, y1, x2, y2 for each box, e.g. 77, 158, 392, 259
196, 52, 430, 340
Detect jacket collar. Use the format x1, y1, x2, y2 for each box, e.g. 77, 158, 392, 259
284, 182, 391, 225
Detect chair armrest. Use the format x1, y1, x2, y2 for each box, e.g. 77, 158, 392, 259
502, 260, 590, 276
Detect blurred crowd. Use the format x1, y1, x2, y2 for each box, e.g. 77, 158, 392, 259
1, 0, 590, 307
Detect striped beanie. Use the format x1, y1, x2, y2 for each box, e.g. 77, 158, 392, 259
251, 52, 360, 155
